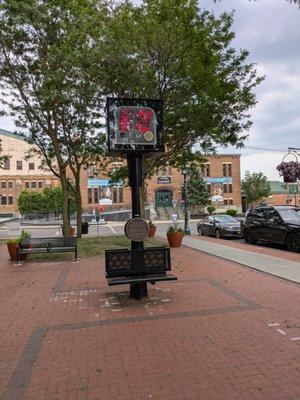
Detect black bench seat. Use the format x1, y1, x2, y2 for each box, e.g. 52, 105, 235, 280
105, 246, 177, 299
107, 273, 177, 286
17, 237, 77, 263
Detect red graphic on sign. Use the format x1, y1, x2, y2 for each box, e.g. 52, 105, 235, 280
119, 107, 154, 135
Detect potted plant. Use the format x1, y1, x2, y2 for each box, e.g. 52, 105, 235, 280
7, 230, 31, 262
276, 159, 299, 183
167, 222, 184, 247
148, 220, 157, 237
207, 205, 216, 215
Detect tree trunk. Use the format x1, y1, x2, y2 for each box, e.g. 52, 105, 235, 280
74, 172, 82, 238
61, 174, 71, 236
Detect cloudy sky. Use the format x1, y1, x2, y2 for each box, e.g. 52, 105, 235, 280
200, 0, 300, 180
1, 0, 299, 181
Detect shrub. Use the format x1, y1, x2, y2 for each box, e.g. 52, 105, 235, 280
226, 209, 238, 217
207, 206, 216, 214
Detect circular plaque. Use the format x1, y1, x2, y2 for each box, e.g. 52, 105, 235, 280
124, 218, 149, 242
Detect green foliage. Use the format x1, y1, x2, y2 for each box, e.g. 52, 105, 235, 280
0, 139, 10, 169
17, 187, 73, 215
242, 171, 271, 206
104, 0, 263, 173
226, 209, 238, 217
7, 230, 31, 245
207, 206, 216, 214
167, 222, 183, 233
187, 167, 210, 206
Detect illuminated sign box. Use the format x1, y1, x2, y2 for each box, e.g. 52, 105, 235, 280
107, 98, 164, 154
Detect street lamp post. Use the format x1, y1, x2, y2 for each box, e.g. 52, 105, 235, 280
182, 167, 191, 235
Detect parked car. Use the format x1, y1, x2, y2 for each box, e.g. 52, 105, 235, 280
197, 214, 241, 238
242, 205, 300, 252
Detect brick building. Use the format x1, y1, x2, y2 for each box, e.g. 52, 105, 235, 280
267, 181, 300, 207
0, 129, 59, 214
83, 154, 242, 212
0, 128, 242, 214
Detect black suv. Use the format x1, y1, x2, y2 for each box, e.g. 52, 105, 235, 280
242, 206, 300, 252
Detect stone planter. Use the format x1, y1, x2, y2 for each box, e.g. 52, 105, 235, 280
167, 231, 183, 247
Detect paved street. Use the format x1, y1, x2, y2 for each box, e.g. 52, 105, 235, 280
0, 241, 299, 400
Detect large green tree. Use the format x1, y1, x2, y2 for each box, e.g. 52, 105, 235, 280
103, 0, 263, 210
242, 171, 271, 206
187, 167, 210, 206
0, 0, 106, 236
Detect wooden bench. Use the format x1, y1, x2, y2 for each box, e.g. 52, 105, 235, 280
17, 237, 78, 264
105, 247, 177, 299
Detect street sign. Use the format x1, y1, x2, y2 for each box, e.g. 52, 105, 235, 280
107, 98, 164, 154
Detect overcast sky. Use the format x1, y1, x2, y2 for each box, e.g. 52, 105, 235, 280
200, 0, 300, 180
1, 0, 299, 181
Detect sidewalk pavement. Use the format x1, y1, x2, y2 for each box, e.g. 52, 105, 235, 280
180, 236, 300, 284
0, 243, 299, 400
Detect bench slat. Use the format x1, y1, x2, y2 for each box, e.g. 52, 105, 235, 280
107, 274, 177, 286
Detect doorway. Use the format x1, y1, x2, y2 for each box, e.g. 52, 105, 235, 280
155, 189, 173, 207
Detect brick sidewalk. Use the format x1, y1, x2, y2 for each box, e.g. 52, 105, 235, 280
0, 244, 299, 400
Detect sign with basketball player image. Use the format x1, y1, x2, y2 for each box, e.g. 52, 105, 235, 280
106, 97, 164, 154
211, 183, 224, 203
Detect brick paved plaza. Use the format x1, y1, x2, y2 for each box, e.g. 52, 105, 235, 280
0, 243, 299, 400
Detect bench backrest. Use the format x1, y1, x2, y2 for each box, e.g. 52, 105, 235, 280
105, 247, 171, 278
20, 237, 77, 249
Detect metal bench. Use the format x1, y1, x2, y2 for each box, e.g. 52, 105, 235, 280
17, 237, 78, 264
105, 247, 177, 299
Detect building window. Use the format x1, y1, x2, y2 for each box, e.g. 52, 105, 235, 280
119, 187, 124, 203
228, 184, 233, 193
200, 163, 210, 177
224, 199, 228, 205
8, 181, 13, 189
38, 181, 43, 189
1, 196, 7, 205
16, 161, 22, 170
162, 166, 167, 176
223, 163, 232, 177
1, 181, 6, 189
168, 166, 172, 176
31, 181, 37, 189
88, 188, 92, 204
113, 187, 118, 203
206, 184, 211, 193
156, 168, 159, 176
223, 184, 227, 193
25, 181, 30, 189
229, 199, 233, 205
3, 159, 10, 170
29, 162, 35, 170
94, 188, 99, 204
8, 196, 13, 205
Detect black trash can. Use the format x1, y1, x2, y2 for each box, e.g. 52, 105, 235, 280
81, 222, 89, 234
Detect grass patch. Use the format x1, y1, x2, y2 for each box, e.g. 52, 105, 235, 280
4, 235, 164, 262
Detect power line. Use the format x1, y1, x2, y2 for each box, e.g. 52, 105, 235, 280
243, 146, 287, 152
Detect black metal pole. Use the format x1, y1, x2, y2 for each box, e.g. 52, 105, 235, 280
127, 153, 147, 299
183, 172, 191, 235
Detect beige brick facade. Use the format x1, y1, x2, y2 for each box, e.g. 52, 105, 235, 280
0, 129, 59, 214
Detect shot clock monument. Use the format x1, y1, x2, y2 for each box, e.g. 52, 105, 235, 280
105, 98, 177, 299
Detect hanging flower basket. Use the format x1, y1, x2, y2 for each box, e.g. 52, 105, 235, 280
276, 154, 299, 183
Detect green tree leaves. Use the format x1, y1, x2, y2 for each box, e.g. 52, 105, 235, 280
242, 171, 271, 206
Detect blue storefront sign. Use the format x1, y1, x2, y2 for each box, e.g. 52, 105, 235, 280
204, 177, 232, 184
88, 179, 123, 187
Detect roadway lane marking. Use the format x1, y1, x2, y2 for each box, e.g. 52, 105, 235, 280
267, 323, 280, 326
290, 337, 300, 341
276, 328, 287, 335
108, 225, 116, 234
